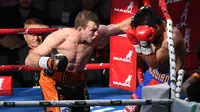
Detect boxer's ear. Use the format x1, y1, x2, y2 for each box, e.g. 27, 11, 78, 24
77, 27, 83, 32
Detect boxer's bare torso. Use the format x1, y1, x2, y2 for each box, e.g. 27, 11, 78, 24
151, 25, 186, 73
25, 20, 122, 72
56, 29, 97, 71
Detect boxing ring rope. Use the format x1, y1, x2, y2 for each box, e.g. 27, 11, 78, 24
0, 28, 59, 34
158, 0, 182, 99
0, 63, 110, 72
0, 99, 173, 107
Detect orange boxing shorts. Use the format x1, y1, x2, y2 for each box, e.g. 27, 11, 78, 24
39, 70, 90, 112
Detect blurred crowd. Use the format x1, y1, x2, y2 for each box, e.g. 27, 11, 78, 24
0, 0, 111, 88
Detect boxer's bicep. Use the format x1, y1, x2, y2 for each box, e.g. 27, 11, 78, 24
33, 29, 67, 56
25, 29, 67, 67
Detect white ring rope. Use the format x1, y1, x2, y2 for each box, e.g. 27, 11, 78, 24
166, 19, 177, 99
0, 99, 173, 107
175, 69, 185, 98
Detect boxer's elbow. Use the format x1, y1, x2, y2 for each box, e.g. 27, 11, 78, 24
25, 55, 32, 66
25, 53, 40, 67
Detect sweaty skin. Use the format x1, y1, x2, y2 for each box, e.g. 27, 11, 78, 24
25, 21, 123, 71
139, 22, 186, 73
127, 21, 186, 73
113, 18, 186, 73
25, 17, 185, 73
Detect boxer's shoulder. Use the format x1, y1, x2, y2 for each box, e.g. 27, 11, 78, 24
57, 27, 74, 33
50, 27, 75, 39
173, 27, 183, 38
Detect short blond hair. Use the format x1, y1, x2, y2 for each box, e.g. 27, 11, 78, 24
75, 10, 100, 29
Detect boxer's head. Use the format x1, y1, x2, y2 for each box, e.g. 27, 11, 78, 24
19, 0, 34, 10
75, 10, 100, 43
24, 18, 49, 49
131, 6, 163, 42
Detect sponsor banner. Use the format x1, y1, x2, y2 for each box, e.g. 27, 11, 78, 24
0, 76, 12, 96
110, 36, 137, 91
111, 0, 139, 24
109, 0, 139, 91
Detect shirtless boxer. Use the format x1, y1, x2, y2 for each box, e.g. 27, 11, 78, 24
25, 10, 124, 112
24, 18, 49, 86
123, 6, 186, 112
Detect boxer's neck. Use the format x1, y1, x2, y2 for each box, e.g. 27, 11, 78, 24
157, 21, 166, 37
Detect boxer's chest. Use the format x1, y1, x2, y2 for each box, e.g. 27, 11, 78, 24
57, 41, 94, 70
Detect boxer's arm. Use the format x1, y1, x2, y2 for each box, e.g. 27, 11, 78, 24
182, 73, 200, 96
25, 28, 68, 67
98, 17, 131, 37
138, 50, 157, 69
139, 28, 184, 69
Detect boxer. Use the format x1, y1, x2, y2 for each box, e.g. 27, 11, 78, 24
124, 6, 186, 112
25, 10, 128, 112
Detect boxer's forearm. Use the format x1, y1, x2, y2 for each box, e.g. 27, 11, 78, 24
25, 53, 41, 68
100, 17, 131, 37
100, 24, 124, 37
139, 53, 157, 69
105, 24, 123, 36
181, 75, 199, 96
116, 17, 132, 33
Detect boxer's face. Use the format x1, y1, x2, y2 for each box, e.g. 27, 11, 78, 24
24, 24, 48, 49
19, 0, 34, 9
81, 21, 99, 43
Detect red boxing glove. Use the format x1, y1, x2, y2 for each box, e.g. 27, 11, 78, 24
134, 25, 155, 55
135, 25, 156, 42
126, 27, 141, 54
126, 27, 137, 44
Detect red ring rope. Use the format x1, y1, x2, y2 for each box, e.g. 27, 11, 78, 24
0, 28, 59, 34
0, 63, 110, 72
143, 0, 151, 6
159, 0, 172, 20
